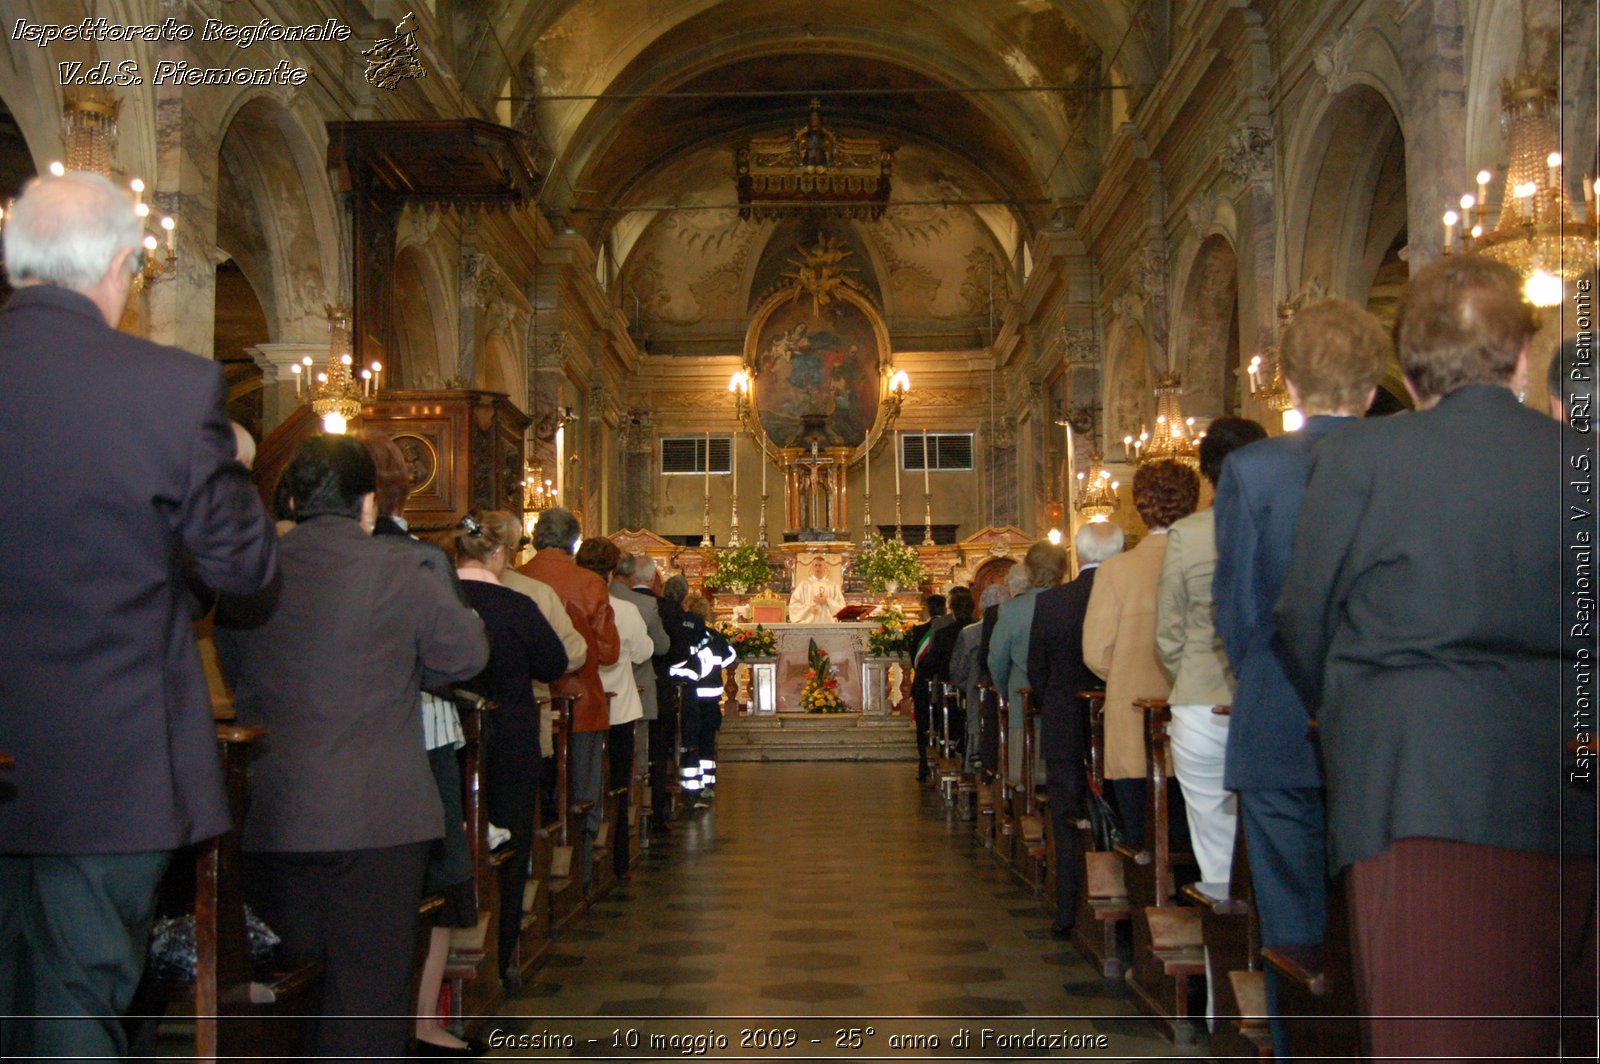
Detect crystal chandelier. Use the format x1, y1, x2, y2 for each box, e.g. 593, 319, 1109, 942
290, 305, 382, 434
59, 88, 176, 287
1443, 70, 1598, 307
1074, 455, 1121, 522
1132, 374, 1200, 468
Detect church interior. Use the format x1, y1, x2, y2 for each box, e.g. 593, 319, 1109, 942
0, 0, 1595, 1060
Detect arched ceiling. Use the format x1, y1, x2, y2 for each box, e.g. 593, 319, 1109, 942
441, 0, 1148, 244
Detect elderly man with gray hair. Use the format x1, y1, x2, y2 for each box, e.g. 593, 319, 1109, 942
0, 172, 278, 1059
1027, 521, 1124, 934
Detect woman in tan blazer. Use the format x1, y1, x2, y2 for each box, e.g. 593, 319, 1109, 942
1083, 459, 1200, 850
1155, 418, 1265, 885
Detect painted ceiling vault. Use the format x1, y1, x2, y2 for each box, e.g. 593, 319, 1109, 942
435, 0, 1148, 352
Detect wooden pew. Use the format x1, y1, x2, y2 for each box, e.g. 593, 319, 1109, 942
974, 682, 1001, 849
1259, 717, 1359, 1061
1122, 698, 1204, 1044
994, 690, 1016, 861
1071, 691, 1129, 980
129, 723, 320, 1061
545, 695, 585, 932
1178, 711, 1270, 1060
444, 690, 513, 1017
1017, 690, 1048, 892
935, 683, 964, 803
945, 683, 980, 819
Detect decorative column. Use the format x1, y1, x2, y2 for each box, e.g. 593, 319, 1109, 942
1396, 0, 1469, 268
780, 447, 803, 531
827, 446, 852, 534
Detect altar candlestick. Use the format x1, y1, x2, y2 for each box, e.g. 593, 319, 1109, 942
704, 430, 711, 501
922, 429, 931, 494
894, 431, 901, 495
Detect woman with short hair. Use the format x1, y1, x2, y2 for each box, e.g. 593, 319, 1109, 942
452, 510, 569, 990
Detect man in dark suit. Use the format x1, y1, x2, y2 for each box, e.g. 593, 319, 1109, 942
0, 172, 279, 1060
1276, 256, 1579, 1060
1211, 297, 1385, 1056
1028, 522, 1123, 934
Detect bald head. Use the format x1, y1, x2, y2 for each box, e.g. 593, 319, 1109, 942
4, 172, 143, 325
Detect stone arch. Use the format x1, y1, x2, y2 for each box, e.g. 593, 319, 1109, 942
477, 333, 525, 409
214, 94, 341, 346
1285, 84, 1407, 304
1101, 310, 1151, 453
1173, 235, 1240, 419
392, 244, 454, 389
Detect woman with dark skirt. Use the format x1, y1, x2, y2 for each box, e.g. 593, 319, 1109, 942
452, 510, 568, 995
356, 431, 483, 1056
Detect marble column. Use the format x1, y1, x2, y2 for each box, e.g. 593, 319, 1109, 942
1397, 0, 1469, 269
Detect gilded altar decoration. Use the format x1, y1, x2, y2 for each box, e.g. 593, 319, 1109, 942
736, 99, 894, 220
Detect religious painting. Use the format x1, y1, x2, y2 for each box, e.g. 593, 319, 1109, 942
391, 432, 438, 495
745, 283, 888, 450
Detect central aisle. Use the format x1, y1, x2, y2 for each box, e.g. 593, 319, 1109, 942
489, 762, 1194, 1059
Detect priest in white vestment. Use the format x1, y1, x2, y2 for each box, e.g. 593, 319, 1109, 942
788, 557, 846, 623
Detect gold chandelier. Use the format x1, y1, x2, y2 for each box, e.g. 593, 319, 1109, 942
1074, 454, 1120, 522
290, 305, 382, 434
1127, 374, 1200, 468
58, 88, 176, 287
1443, 70, 1598, 307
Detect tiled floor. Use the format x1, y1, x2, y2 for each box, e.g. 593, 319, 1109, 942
486, 762, 1200, 1060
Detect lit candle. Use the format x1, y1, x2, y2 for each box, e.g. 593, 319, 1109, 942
1476, 169, 1491, 211
371, 362, 383, 393
291, 362, 303, 398
922, 429, 931, 495
1122, 435, 1132, 462
1442, 209, 1458, 251
1547, 152, 1562, 192
361, 368, 372, 397
1585, 174, 1596, 218
161, 216, 175, 251
130, 178, 143, 205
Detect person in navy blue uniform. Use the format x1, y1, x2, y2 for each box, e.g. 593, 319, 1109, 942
0, 172, 278, 1061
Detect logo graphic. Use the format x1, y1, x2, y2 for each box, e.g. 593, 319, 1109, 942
362, 12, 425, 90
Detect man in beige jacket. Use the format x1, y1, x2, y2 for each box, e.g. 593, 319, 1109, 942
1082, 459, 1199, 850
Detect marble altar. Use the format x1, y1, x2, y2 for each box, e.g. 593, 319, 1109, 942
768, 622, 873, 712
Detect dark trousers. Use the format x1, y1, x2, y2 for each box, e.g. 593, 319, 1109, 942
244, 842, 429, 1063
608, 722, 635, 876
1042, 708, 1088, 924
647, 712, 675, 826
485, 751, 539, 976
1348, 837, 1563, 1061
1239, 787, 1327, 1059
912, 681, 932, 771
1108, 776, 1191, 856
0, 851, 170, 1061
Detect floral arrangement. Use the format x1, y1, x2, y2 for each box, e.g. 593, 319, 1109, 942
866, 605, 914, 658
713, 621, 778, 660
799, 639, 849, 713
703, 543, 776, 594
852, 535, 925, 594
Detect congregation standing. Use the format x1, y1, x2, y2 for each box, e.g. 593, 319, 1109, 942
913, 258, 1594, 1061
0, 166, 1592, 1064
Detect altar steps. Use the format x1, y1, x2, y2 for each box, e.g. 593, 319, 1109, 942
717, 713, 917, 763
